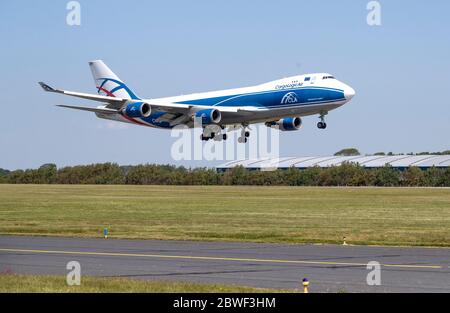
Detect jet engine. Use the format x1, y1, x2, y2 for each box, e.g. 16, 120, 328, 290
266, 117, 302, 131
122, 101, 152, 118
193, 109, 222, 125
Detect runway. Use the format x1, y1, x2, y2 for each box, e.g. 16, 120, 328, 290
0, 236, 449, 293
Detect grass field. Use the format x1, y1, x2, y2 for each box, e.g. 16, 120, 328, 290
0, 184, 449, 246
0, 273, 277, 293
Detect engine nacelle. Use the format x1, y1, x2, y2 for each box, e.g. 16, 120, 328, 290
266, 117, 302, 131
122, 102, 151, 118
194, 109, 222, 125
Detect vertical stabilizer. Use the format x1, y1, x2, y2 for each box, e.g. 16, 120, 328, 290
88, 60, 140, 100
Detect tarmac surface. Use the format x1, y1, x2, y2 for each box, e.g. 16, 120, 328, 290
1, 236, 449, 292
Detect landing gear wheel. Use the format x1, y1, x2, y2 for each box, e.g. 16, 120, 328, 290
244, 131, 250, 138
238, 137, 248, 143
222, 134, 228, 140
317, 122, 327, 129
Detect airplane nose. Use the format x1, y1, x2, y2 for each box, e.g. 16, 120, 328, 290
344, 86, 355, 100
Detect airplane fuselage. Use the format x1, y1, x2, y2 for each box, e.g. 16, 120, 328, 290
97, 73, 355, 129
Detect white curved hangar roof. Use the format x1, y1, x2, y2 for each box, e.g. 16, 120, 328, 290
217, 155, 450, 170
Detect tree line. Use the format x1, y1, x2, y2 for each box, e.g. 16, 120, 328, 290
0, 163, 449, 187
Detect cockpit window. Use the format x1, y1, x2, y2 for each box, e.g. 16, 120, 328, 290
304, 77, 311, 82
322, 76, 335, 80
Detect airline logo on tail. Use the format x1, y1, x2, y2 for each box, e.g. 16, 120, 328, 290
95, 78, 140, 100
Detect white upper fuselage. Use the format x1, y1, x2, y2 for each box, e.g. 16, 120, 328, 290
151, 73, 353, 105
126, 73, 355, 128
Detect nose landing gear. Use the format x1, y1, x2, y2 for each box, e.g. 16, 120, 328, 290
317, 122, 327, 129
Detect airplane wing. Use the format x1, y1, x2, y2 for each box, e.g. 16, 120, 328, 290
38, 82, 184, 110
235, 106, 269, 112
40, 82, 247, 121
39, 82, 127, 107
143, 101, 240, 114
39, 82, 193, 113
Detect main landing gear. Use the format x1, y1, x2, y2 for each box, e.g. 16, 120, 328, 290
317, 113, 328, 129
200, 133, 227, 141
238, 124, 250, 143
199, 124, 251, 143
200, 125, 227, 141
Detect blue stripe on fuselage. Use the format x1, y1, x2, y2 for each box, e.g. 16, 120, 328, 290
174, 87, 345, 108
134, 87, 345, 129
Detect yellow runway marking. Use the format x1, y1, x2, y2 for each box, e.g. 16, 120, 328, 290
0, 248, 443, 270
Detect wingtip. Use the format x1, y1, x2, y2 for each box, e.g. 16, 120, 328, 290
39, 82, 56, 92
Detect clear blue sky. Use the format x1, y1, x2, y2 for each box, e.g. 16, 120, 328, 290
1, 0, 449, 170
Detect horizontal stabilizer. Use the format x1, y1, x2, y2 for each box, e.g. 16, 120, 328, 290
56, 104, 119, 114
